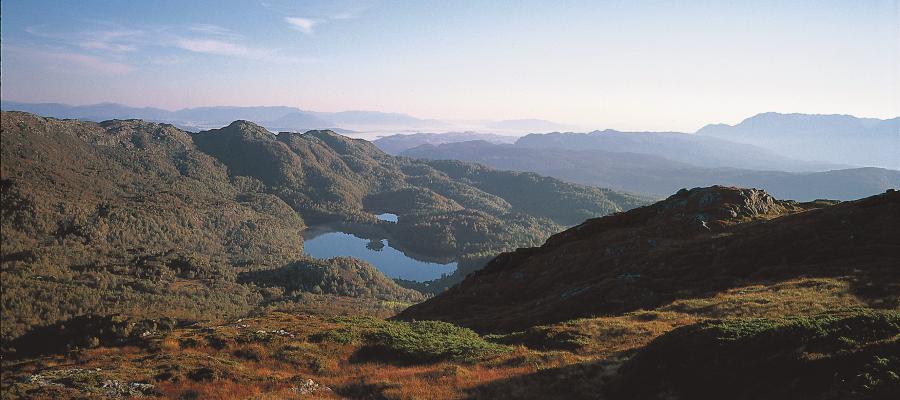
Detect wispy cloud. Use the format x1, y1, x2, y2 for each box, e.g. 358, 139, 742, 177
188, 24, 237, 37
21, 20, 317, 69
52, 51, 135, 74
173, 37, 316, 64
26, 25, 144, 53
280, 3, 368, 35
173, 21, 317, 63
175, 38, 261, 57
285, 17, 317, 34
5, 44, 134, 75
79, 40, 138, 52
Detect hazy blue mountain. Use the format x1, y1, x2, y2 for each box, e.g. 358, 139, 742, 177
486, 118, 571, 132
402, 140, 899, 201
0, 101, 447, 132
0, 101, 304, 130
265, 111, 336, 131
315, 110, 450, 129
374, 132, 518, 154
697, 112, 900, 169
516, 129, 844, 172
0, 101, 172, 122
171, 106, 303, 127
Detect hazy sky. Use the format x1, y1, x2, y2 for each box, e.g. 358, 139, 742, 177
2, 0, 898, 131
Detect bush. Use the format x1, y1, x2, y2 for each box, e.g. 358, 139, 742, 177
361, 320, 509, 364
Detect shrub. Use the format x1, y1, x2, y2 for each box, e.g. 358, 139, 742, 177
360, 320, 509, 364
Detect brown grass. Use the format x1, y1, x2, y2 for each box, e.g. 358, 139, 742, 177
2, 277, 876, 400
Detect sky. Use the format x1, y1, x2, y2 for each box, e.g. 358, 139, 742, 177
1, 0, 898, 131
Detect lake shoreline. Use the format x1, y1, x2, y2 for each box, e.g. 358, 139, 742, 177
303, 218, 458, 264
302, 220, 459, 282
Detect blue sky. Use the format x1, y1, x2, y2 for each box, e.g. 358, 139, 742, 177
1, 0, 898, 131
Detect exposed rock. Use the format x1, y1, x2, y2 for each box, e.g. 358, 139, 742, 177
291, 377, 331, 395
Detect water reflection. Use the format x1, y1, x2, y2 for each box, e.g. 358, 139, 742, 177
303, 229, 456, 282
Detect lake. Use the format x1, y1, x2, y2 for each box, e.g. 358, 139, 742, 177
303, 228, 457, 282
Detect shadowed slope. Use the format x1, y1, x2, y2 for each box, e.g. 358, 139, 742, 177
399, 187, 900, 332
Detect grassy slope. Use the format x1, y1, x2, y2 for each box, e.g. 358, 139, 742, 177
3, 277, 894, 399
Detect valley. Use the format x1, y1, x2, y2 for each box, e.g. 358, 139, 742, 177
3, 2, 897, 398
1, 112, 897, 400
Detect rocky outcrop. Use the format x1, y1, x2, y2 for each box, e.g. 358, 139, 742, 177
399, 187, 900, 332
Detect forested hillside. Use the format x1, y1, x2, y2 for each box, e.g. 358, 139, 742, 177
0, 111, 643, 341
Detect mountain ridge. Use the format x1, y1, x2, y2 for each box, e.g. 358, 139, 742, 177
374, 132, 518, 155
0, 101, 446, 133
697, 112, 900, 169
400, 140, 900, 200
515, 129, 844, 171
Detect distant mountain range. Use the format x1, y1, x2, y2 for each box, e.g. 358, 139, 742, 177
0, 101, 449, 133
402, 140, 900, 201
0, 101, 574, 134
486, 118, 573, 132
383, 113, 898, 201
514, 129, 844, 172
374, 132, 518, 154
697, 112, 900, 170
5, 101, 896, 170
